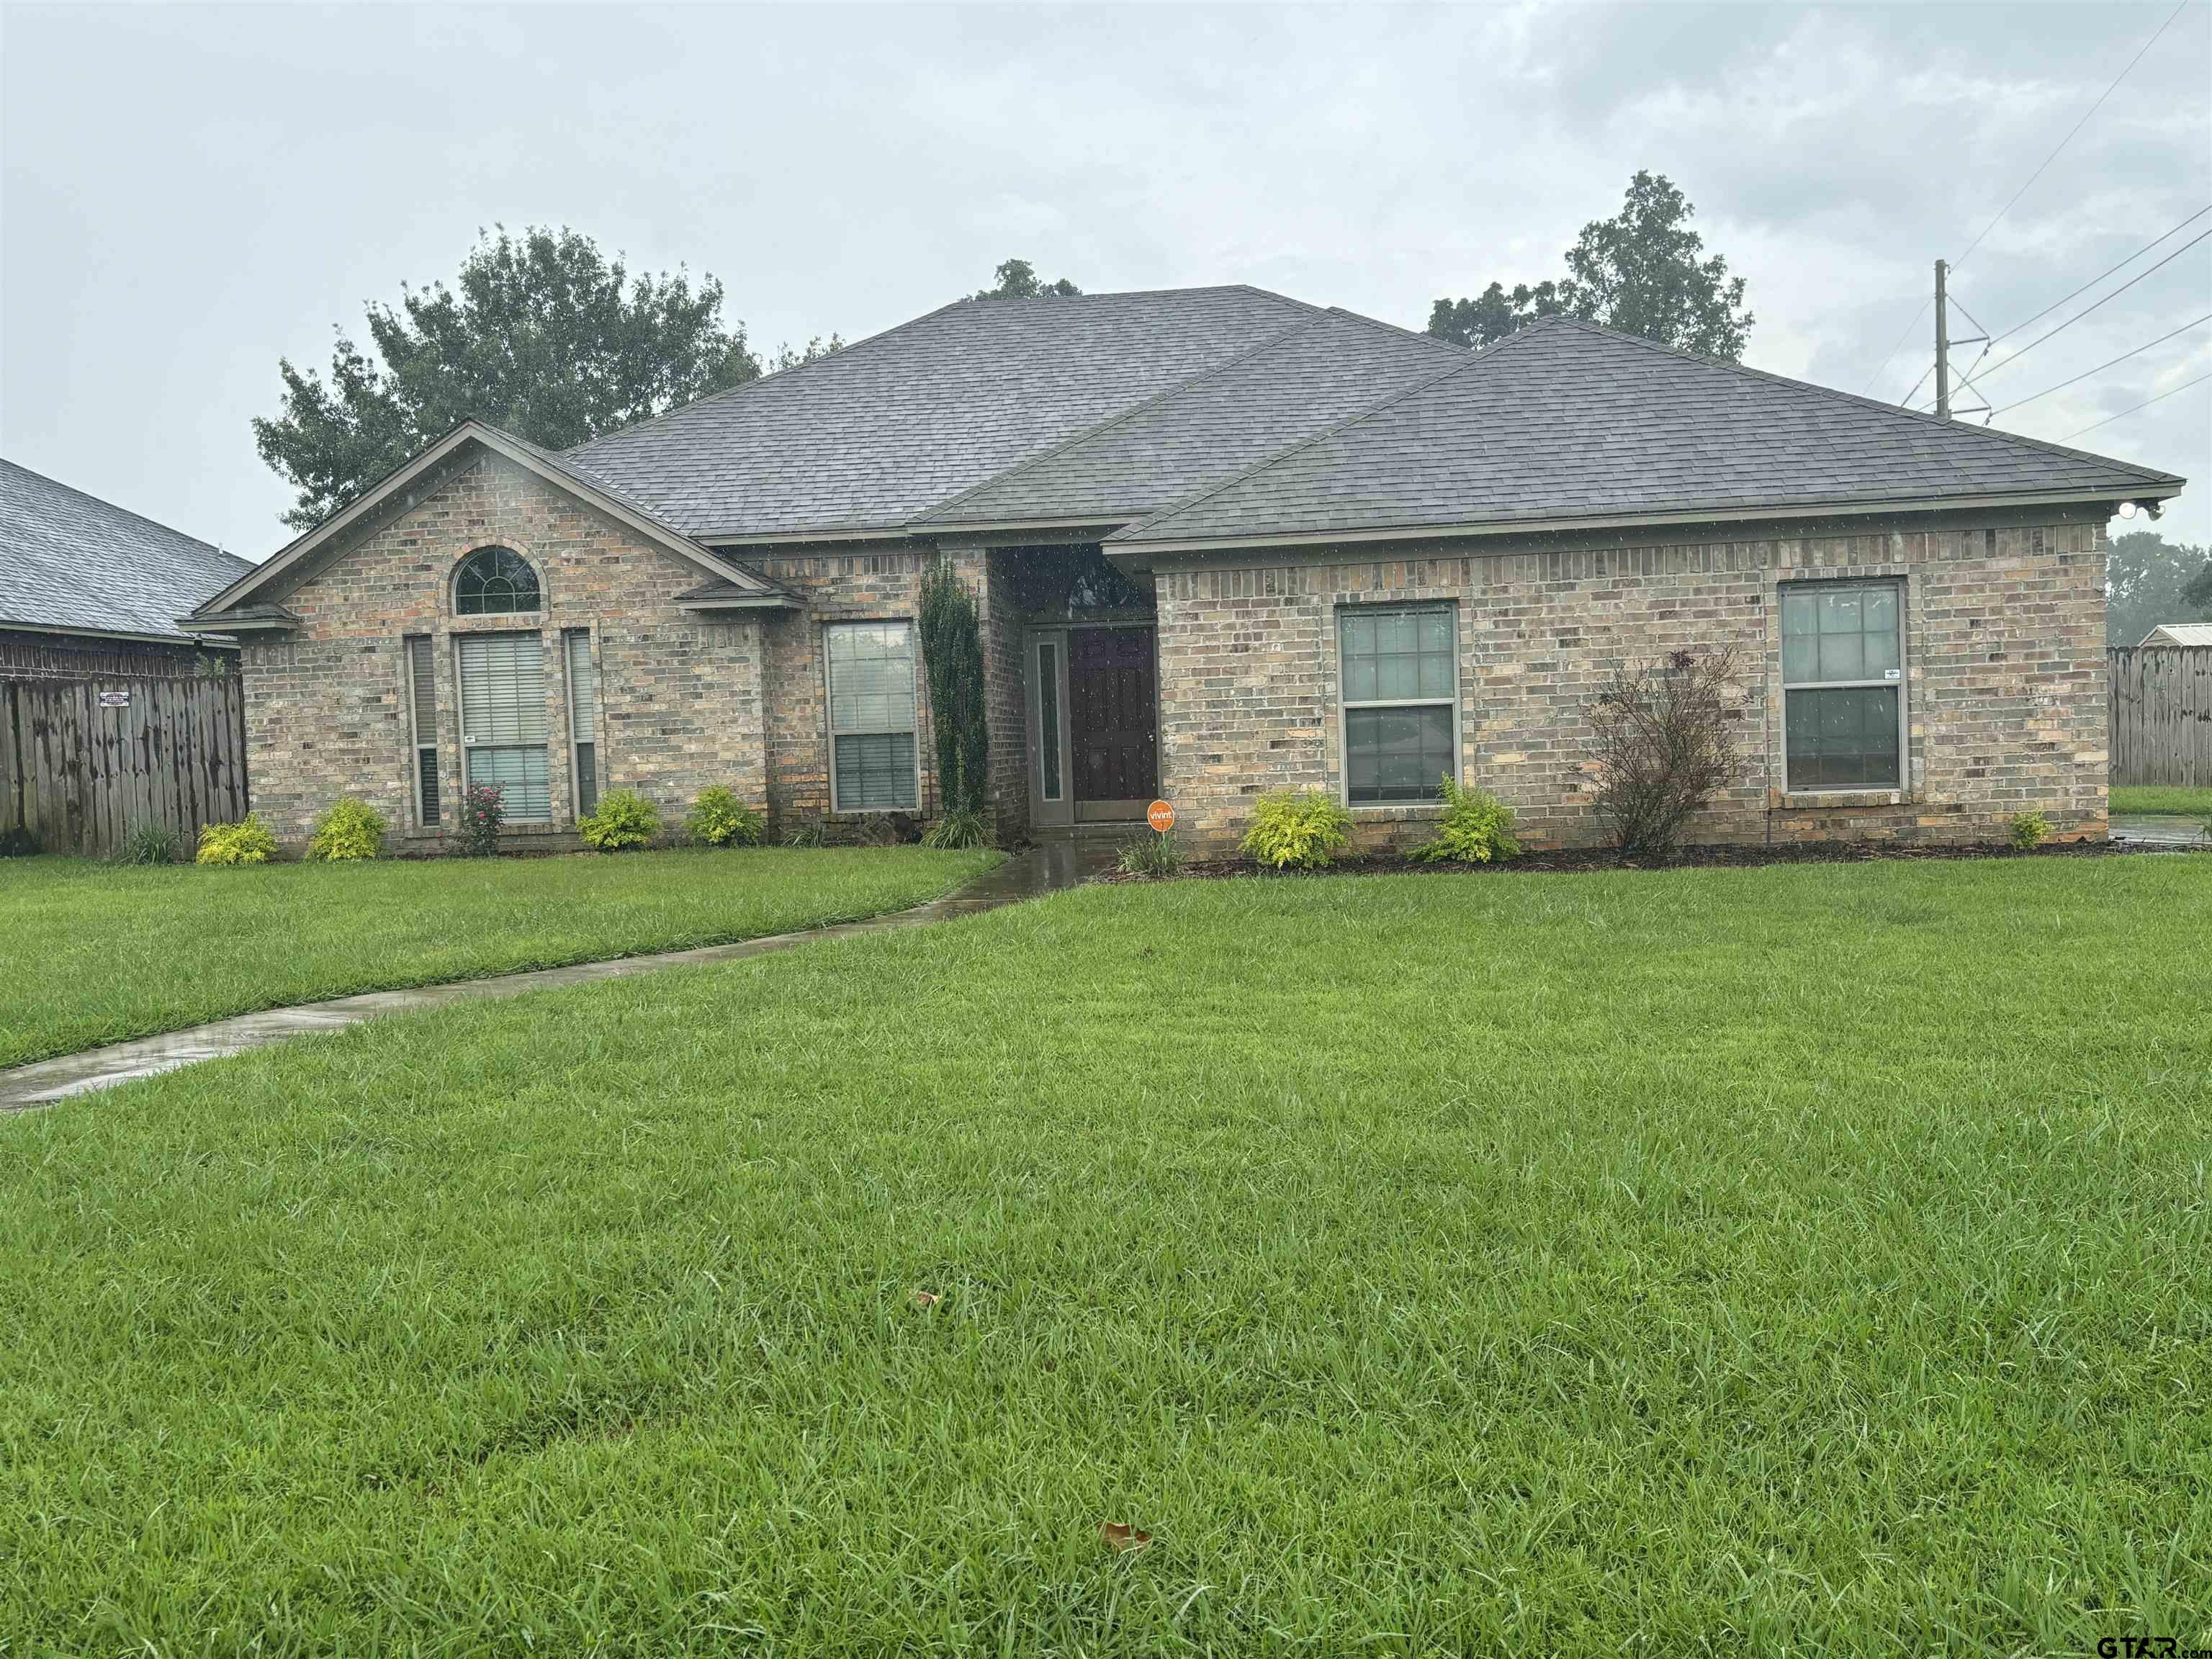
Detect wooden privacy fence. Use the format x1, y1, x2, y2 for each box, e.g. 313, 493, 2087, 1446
2108, 646, 2212, 788
2, 652, 248, 856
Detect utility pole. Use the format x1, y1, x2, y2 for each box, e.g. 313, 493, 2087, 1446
1933, 259, 1950, 420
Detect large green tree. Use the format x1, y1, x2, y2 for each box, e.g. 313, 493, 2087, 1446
2107, 529, 2212, 645
1429, 171, 1754, 358
974, 258, 1081, 300
255, 226, 769, 529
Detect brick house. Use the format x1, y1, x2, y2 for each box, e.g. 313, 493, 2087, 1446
181, 287, 2186, 853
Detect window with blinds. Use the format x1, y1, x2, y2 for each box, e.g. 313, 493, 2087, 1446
457, 632, 552, 822
405, 635, 440, 827
825, 621, 918, 811
564, 629, 599, 817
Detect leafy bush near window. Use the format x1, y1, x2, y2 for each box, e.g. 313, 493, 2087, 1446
922, 808, 989, 850
1410, 777, 1522, 865
1241, 791, 1354, 870
195, 815, 279, 866
457, 783, 505, 857
307, 799, 387, 861
2008, 811, 2052, 850
686, 786, 763, 848
1117, 830, 1182, 878
1587, 647, 1742, 859
117, 822, 184, 866
579, 788, 662, 852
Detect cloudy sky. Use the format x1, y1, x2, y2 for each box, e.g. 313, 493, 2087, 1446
4, 1, 2207, 559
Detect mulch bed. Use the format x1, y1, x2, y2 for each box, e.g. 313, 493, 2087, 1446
1097, 835, 2184, 884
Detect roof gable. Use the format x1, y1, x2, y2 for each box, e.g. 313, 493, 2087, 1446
189, 422, 790, 623
562, 285, 1319, 540
1, 459, 251, 642
1110, 318, 2187, 549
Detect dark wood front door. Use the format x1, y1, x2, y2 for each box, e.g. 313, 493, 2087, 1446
1069, 626, 1157, 818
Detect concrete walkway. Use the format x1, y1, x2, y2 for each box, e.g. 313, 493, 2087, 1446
2110, 815, 2209, 848
0, 842, 1110, 1112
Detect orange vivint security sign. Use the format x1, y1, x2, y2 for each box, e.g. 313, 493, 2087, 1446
1146, 799, 1175, 833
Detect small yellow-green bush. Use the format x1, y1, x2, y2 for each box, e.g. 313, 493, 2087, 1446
579, 788, 661, 852
2009, 811, 2052, 850
196, 815, 279, 866
1241, 791, 1354, 870
307, 798, 387, 860
1411, 777, 1521, 865
685, 786, 763, 848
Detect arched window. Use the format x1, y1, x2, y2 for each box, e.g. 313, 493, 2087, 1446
454, 547, 541, 616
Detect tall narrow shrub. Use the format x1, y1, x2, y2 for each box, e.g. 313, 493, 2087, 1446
918, 557, 989, 822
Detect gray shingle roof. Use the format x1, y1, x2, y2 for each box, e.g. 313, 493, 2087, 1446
1, 459, 253, 640
915, 309, 1464, 529
563, 285, 1318, 539
1110, 317, 2186, 547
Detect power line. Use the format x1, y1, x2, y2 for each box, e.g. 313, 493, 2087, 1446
1951, 0, 2190, 271
1990, 313, 2212, 415
1985, 204, 2211, 345
1956, 227, 2212, 392
2060, 371, 2212, 440
1858, 0, 2191, 399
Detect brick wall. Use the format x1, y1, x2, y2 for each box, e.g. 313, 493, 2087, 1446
1152, 517, 2110, 853
240, 454, 765, 849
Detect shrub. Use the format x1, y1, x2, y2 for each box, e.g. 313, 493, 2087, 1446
783, 822, 827, 849
457, 783, 505, 857
1117, 830, 1182, 878
1241, 790, 1354, 870
1588, 647, 1742, 860
579, 788, 661, 851
118, 822, 184, 865
922, 808, 989, 850
195, 814, 279, 866
307, 798, 387, 861
687, 786, 763, 848
2008, 811, 2051, 850
918, 558, 989, 819
0, 824, 37, 858
1411, 776, 1521, 865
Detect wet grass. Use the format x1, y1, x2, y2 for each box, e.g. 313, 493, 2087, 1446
0, 848, 997, 1067
2110, 785, 2212, 819
3, 857, 2208, 1654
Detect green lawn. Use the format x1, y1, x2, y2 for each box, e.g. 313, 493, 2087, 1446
4, 859, 2208, 1654
2110, 784, 2212, 818
0, 848, 997, 1069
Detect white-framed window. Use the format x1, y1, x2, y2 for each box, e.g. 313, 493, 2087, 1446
1339, 603, 1459, 805
404, 634, 439, 827
563, 629, 600, 817
1781, 580, 1906, 791
826, 621, 919, 811
457, 631, 552, 822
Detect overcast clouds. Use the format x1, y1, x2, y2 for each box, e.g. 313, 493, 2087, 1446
3, 1, 2207, 559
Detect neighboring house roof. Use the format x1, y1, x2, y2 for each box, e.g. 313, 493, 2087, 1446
1108, 317, 2188, 550
562, 286, 1321, 540
2140, 623, 2212, 646
189, 421, 796, 626
0, 458, 252, 644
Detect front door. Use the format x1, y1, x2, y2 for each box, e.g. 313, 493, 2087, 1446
1069, 626, 1158, 821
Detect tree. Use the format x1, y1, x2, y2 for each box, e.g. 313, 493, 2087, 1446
255, 226, 768, 529
1586, 647, 1744, 860
974, 258, 1080, 300
2106, 529, 2212, 645
1429, 171, 1753, 358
